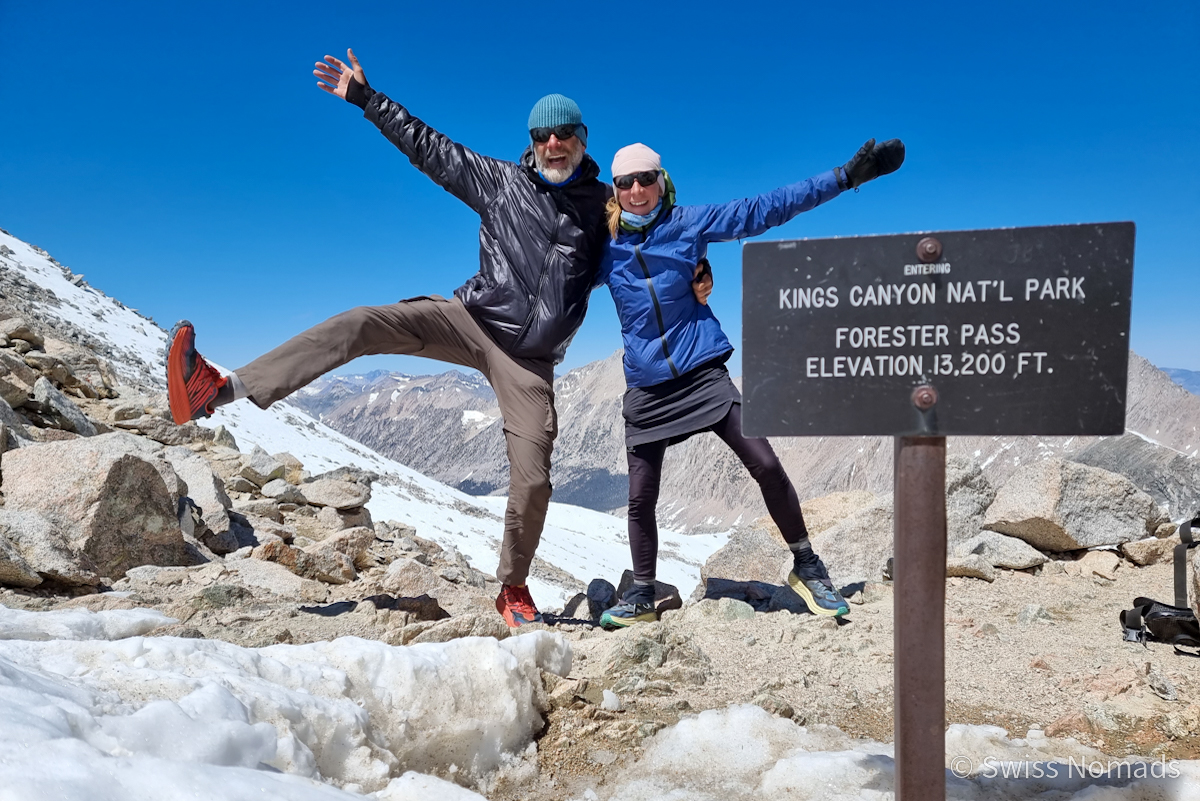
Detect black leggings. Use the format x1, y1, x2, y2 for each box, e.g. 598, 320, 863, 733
626, 403, 809, 583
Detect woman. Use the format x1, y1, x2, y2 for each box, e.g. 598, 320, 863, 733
596, 139, 904, 628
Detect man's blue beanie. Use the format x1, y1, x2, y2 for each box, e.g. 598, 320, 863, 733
528, 94, 586, 145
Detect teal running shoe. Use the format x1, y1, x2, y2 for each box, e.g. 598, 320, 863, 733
787, 555, 850, 617
599, 587, 657, 629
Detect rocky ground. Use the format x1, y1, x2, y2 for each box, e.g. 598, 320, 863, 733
527, 558, 1200, 799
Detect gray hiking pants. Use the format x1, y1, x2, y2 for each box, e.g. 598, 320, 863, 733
235, 295, 556, 586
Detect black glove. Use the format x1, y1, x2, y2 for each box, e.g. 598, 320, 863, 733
835, 138, 906, 190
345, 77, 375, 110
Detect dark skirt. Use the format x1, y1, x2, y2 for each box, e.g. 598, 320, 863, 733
623, 357, 742, 448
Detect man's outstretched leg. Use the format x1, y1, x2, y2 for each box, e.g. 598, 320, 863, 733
167, 296, 561, 628
166, 298, 489, 423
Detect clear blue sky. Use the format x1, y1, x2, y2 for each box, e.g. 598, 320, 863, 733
2, 1, 1197, 376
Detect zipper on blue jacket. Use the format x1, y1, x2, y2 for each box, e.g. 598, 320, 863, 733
634, 243, 680, 379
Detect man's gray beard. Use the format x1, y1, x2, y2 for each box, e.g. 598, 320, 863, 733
535, 148, 584, 183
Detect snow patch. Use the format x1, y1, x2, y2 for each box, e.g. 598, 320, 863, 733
0, 605, 175, 641
0, 609, 568, 799
1128, 429, 1191, 456
586, 705, 1200, 801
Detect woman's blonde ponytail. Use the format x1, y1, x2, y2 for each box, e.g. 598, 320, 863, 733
605, 194, 623, 240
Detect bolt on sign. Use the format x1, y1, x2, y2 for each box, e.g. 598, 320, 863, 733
742, 223, 1135, 437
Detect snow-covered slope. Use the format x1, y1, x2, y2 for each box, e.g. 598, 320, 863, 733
0, 227, 726, 607
0, 229, 167, 388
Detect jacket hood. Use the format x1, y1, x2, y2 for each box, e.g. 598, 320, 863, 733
520, 148, 602, 187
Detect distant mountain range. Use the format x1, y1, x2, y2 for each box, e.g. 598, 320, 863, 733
294, 348, 1200, 529
1165, 367, 1200, 396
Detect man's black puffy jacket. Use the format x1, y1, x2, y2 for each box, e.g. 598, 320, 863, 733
359, 89, 610, 365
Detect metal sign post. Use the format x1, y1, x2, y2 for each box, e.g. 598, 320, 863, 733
742, 223, 1135, 801
893, 433, 946, 798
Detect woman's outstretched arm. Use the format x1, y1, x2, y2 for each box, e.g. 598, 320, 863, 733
689, 171, 844, 244
689, 139, 905, 244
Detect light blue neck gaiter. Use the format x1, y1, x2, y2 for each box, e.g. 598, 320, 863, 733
619, 200, 662, 232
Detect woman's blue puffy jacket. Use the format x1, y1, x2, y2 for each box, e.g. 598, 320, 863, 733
598, 170, 844, 387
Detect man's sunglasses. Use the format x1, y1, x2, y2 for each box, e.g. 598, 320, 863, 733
613, 171, 661, 190
530, 124, 581, 143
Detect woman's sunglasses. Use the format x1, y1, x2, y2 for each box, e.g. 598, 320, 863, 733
613, 171, 661, 190
530, 124, 580, 143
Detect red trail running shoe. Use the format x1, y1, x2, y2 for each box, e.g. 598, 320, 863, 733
166, 321, 228, 425
495, 584, 543, 627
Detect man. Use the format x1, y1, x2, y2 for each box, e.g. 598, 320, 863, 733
166, 49, 711, 627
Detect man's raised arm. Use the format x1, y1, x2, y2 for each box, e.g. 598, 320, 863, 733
315, 49, 510, 213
